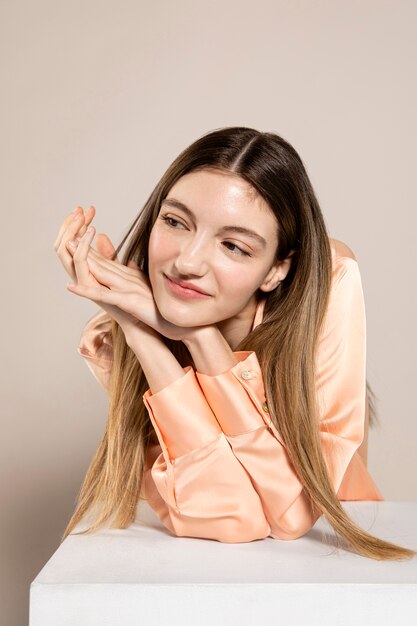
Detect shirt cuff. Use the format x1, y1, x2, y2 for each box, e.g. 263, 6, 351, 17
195, 351, 270, 436
143, 365, 222, 461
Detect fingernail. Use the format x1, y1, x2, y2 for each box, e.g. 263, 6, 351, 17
73, 212, 82, 221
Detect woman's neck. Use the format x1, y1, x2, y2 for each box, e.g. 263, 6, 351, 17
177, 296, 261, 369
216, 297, 259, 351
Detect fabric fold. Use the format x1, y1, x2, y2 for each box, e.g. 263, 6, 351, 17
142, 366, 222, 461
195, 351, 268, 436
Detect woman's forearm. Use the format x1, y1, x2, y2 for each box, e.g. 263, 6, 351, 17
182, 327, 237, 375
122, 322, 238, 394
123, 325, 186, 394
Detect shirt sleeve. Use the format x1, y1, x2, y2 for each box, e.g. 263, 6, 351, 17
77, 310, 271, 543
142, 371, 271, 543
195, 256, 367, 540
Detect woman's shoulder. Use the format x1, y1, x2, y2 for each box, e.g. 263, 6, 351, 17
328, 237, 357, 265
328, 237, 362, 291
329, 235, 360, 272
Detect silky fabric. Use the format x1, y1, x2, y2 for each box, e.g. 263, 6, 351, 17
77, 238, 384, 543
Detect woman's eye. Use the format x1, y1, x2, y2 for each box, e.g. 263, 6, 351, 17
160, 215, 183, 229
160, 214, 251, 257
222, 242, 251, 257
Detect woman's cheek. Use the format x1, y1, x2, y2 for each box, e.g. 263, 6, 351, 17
149, 230, 176, 267
217, 264, 254, 298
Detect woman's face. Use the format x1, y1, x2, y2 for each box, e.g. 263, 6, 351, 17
148, 168, 292, 333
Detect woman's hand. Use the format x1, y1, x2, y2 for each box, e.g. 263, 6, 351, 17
66, 226, 201, 343
55, 205, 146, 332
54, 205, 121, 281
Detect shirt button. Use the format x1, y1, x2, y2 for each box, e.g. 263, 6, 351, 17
240, 369, 253, 380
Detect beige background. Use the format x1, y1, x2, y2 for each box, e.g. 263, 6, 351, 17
1, 1, 416, 624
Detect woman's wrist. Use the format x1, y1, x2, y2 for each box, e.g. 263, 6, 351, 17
121, 319, 160, 347
122, 322, 186, 394
183, 326, 237, 375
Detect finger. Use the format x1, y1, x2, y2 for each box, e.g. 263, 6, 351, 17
75, 205, 96, 239
55, 205, 96, 252
67, 232, 140, 282
54, 206, 88, 250
55, 208, 88, 282
71, 225, 97, 284
66, 280, 123, 308
86, 250, 143, 284
84, 252, 137, 291
96, 232, 119, 262
66, 237, 120, 274
57, 210, 86, 259
53, 206, 83, 250
67, 281, 143, 324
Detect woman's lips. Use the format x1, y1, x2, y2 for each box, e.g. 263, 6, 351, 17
164, 275, 211, 300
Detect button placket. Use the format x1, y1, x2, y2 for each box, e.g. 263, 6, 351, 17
233, 361, 286, 446
240, 369, 255, 380
234, 375, 271, 428
231, 353, 273, 429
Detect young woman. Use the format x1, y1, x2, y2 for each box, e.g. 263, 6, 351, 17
54, 126, 416, 560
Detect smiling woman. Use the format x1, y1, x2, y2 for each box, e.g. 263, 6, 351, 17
57, 126, 416, 561
146, 168, 292, 339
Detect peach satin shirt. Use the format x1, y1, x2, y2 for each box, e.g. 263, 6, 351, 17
77, 238, 384, 543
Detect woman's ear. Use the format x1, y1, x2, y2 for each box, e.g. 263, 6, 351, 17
259, 249, 295, 293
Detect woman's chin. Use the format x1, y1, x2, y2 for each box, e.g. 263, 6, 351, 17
156, 302, 196, 326
164, 314, 202, 328
157, 304, 213, 328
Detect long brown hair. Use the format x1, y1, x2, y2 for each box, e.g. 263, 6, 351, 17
62, 127, 416, 560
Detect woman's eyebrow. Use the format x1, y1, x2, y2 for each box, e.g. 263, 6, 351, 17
161, 198, 267, 247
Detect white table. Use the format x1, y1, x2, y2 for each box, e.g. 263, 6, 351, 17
30, 501, 417, 626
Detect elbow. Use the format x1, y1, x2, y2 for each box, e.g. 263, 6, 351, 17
217, 514, 271, 543
171, 503, 270, 544
270, 524, 314, 541
208, 486, 272, 543
269, 499, 322, 541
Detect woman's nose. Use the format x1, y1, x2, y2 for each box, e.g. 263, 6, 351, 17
174, 240, 210, 275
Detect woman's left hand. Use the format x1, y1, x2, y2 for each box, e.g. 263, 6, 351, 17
66, 225, 203, 343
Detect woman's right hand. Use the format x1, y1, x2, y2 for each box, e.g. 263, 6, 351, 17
55, 205, 161, 342
54, 205, 118, 281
